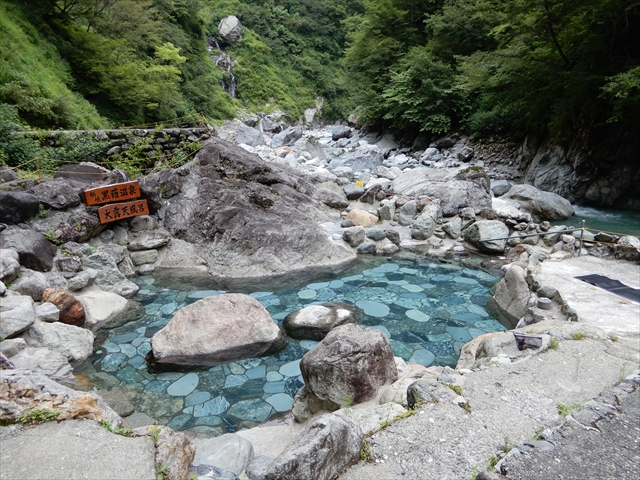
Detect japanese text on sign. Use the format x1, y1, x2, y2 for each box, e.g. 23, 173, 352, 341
98, 200, 149, 224
85, 180, 141, 206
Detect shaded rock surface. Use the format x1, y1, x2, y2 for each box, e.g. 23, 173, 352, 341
263, 413, 362, 480
151, 293, 281, 366
0, 191, 39, 224
27, 178, 80, 209
283, 302, 364, 340
0, 228, 57, 271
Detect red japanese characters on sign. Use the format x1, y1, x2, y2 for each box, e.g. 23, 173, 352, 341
97, 200, 149, 224
84, 180, 141, 206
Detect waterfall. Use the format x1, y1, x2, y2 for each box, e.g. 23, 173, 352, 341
208, 37, 237, 98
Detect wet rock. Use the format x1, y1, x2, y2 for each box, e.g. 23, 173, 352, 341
296, 324, 398, 415
464, 220, 509, 253
41, 288, 85, 327
263, 413, 362, 480
0, 191, 39, 224
151, 294, 282, 366
0, 295, 36, 338
10, 347, 75, 388
27, 178, 80, 209
503, 184, 574, 221
0, 248, 20, 282
0, 228, 57, 271
284, 303, 364, 341
99, 388, 135, 417
24, 320, 94, 364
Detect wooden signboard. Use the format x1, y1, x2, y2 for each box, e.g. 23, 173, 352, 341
98, 199, 149, 224
85, 180, 141, 206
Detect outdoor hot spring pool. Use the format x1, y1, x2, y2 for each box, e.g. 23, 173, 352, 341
87, 259, 505, 435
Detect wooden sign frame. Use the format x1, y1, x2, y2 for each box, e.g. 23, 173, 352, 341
98, 199, 149, 224
85, 180, 141, 206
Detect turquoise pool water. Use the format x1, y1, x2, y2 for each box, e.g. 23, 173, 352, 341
552, 205, 640, 237
90, 259, 504, 435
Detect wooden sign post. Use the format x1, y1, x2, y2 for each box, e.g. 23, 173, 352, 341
84, 180, 149, 224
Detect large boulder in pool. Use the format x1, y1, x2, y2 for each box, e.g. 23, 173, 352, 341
502, 184, 574, 221
150, 293, 284, 366
143, 139, 355, 281
283, 302, 364, 340
292, 324, 398, 420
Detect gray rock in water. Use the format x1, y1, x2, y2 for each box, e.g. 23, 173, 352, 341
298, 324, 398, 413
487, 264, 531, 329
10, 347, 75, 388
0, 248, 20, 282
0, 419, 156, 479
218, 15, 244, 45
343, 226, 365, 247
0, 294, 36, 338
264, 413, 362, 480
151, 293, 282, 366
28, 178, 80, 209
411, 200, 441, 240
0, 228, 57, 272
270, 126, 303, 148
99, 388, 135, 417
24, 320, 94, 364
503, 184, 574, 221
9, 269, 49, 301
464, 220, 509, 253
191, 433, 254, 476
0, 191, 39, 224
284, 302, 364, 340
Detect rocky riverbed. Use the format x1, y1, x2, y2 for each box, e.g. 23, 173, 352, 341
1, 117, 639, 480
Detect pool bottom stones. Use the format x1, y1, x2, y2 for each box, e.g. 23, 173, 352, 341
88, 260, 505, 436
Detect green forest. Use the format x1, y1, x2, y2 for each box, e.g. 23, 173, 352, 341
1, 0, 639, 160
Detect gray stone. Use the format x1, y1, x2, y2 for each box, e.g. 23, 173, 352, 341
67, 271, 92, 291
263, 413, 362, 480
271, 126, 303, 148
54, 163, 108, 188
464, 220, 509, 253
284, 303, 364, 340
44, 272, 68, 290
0, 228, 57, 271
78, 289, 143, 331
130, 249, 158, 266
0, 294, 36, 338
537, 286, 558, 299
218, 15, 244, 45
356, 243, 376, 254
411, 200, 441, 240
487, 265, 531, 329
24, 320, 94, 364
0, 419, 156, 480
503, 184, 574, 222
366, 229, 386, 241
57, 256, 82, 273
0, 249, 20, 282
0, 191, 39, 224
491, 179, 515, 197
443, 217, 463, 239
0, 338, 27, 357
330, 148, 384, 172
28, 178, 80, 209
127, 230, 170, 251
100, 388, 136, 417
129, 215, 157, 232
343, 183, 365, 200
378, 199, 396, 221
407, 379, 459, 407
151, 293, 282, 366
236, 123, 266, 147
36, 302, 60, 322
10, 347, 75, 388
191, 433, 254, 475
397, 200, 417, 226
343, 227, 365, 247
332, 126, 352, 141
385, 229, 401, 246
297, 324, 398, 413
82, 252, 139, 298
9, 268, 49, 301
246, 455, 274, 480
312, 188, 349, 210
